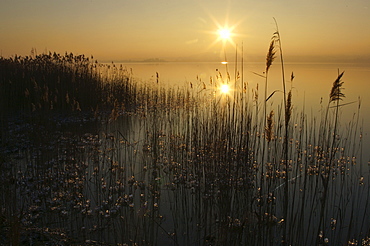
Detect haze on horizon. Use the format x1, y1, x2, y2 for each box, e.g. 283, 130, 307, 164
1, 0, 370, 63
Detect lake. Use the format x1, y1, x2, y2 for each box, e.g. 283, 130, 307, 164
2, 58, 370, 245
121, 61, 370, 162
103, 60, 370, 244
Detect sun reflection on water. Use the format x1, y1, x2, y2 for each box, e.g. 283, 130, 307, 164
220, 84, 230, 94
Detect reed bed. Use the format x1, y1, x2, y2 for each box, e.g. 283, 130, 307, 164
0, 52, 138, 114
1, 34, 370, 245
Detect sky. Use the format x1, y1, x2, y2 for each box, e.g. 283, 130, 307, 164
1, 0, 370, 62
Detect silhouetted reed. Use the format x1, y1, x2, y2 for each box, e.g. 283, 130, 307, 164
1, 27, 369, 246
0, 52, 137, 115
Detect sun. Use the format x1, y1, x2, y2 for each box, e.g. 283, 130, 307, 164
218, 28, 231, 40
198, 10, 246, 59
220, 84, 230, 94
215, 26, 235, 45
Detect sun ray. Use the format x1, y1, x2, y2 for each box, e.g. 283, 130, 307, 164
198, 9, 246, 58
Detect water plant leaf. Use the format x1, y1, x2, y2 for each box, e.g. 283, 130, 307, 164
329, 100, 356, 108
251, 71, 266, 78
266, 90, 279, 102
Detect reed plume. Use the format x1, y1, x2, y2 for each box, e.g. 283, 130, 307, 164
285, 91, 292, 123
264, 40, 276, 120
265, 110, 274, 142
329, 71, 345, 103
266, 40, 276, 74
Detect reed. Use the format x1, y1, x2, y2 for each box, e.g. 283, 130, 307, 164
0, 27, 369, 246
0, 52, 137, 115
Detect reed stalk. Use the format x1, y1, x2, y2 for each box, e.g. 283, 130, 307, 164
0, 28, 368, 245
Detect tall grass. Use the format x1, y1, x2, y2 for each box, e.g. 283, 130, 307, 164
1, 28, 369, 245
0, 52, 137, 114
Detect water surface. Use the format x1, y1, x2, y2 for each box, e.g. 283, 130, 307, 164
121, 61, 370, 162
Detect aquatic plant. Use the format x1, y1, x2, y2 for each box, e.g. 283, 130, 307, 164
0, 24, 369, 246
0, 52, 137, 114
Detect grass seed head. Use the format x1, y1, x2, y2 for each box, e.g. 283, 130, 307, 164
285, 91, 292, 123
329, 71, 345, 103
266, 40, 276, 73
265, 110, 275, 142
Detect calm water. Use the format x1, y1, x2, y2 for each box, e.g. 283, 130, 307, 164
108, 61, 370, 244
2, 61, 370, 245
121, 61, 370, 162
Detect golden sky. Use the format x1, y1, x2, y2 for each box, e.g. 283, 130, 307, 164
1, 0, 369, 62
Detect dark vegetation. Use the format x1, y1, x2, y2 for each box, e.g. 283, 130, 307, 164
0, 25, 369, 245
0, 52, 136, 114
0, 52, 139, 245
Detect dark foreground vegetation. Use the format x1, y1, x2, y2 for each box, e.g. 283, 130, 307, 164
1, 29, 370, 245
0, 52, 137, 114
